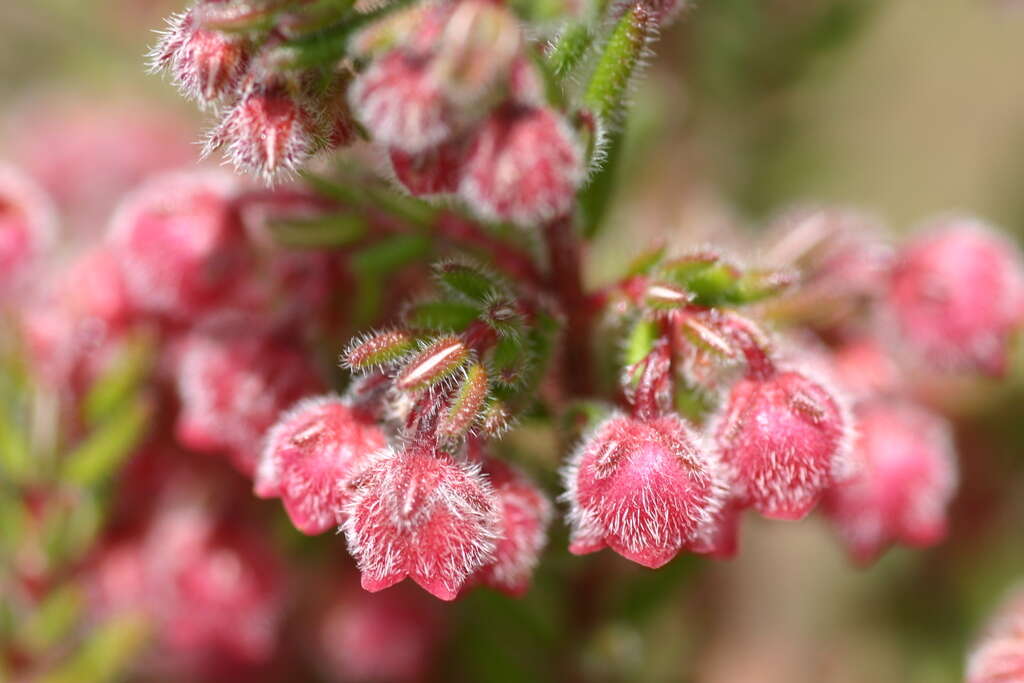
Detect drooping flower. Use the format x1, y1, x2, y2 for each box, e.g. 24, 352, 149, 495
317, 579, 445, 683
255, 395, 387, 534
473, 458, 552, 597
459, 105, 584, 226
174, 332, 323, 476
823, 398, 958, 565
967, 585, 1024, 683
562, 413, 728, 569
714, 367, 853, 520
343, 445, 500, 600
108, 171, 248, 319
0, 163, 57, 292
350, 51, 454, 154
886, 218, 1024, 377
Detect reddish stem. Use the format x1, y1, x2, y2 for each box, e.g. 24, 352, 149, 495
543, 215, 594, 397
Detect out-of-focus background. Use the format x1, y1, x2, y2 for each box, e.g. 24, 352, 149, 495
2, 1, 1024, 681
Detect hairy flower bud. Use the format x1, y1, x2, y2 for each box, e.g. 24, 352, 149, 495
351, 51, 453, 154
459, 106, 584, 226
149, 7, 252, 105
206, 86, 322, 182
108, 171, 247, 319
714, 368, 853, 520
562, 413, 728, 568
343, 446, 500, 600
175, 332, 322, 476
474, 459, 552, 596
394, 336, 470, 391
824, 399, 957, 565
255, 395, 387, 534
0, 163, 57, 292
886, 219, 1024, 377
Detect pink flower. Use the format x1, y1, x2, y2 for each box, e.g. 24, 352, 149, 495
149, 6, 252, 105
255, 395, 387, 535
459, 105, 584, 226
90, 501, 286, 679
561, 413, 727, 569
108, 171, 248, 319
968, 586, 1024, 683
0, 163, 57, 292
207, 87, 322, 182
350, 51, 453, 154
343, 446, 500, 600
318, 579, 444, 683
174, 332, 323, 476
473, 458, 552, 597
714, 368, 853, 520
886, 218, 1024, 377
823, 399, 958, 565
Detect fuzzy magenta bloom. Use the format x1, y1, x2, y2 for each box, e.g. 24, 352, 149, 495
148, 504, 285, 675
175, 332, 323, 476
561, 413, 728, 569
318, 580, 444, 683
389, 142, 465, 196
206, 87, 322, 182
830, 336, 903, 400
108, 171, 248, 319
254, 395, 387, 534
350, 52, 453, 154
91, 502, 285, 678
0, 163, 57, 291
474, 459, 553, 597
823, 399, 957, 565
967, 587, 1024, 683
459, 106, 584, 226
886, 219, 1024, 377
150, 6, 252, 105
714, 367, 853, 520
343, 446, 500, 600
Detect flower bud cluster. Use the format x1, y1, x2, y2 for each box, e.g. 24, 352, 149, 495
149, 1, 357, 182
349, 0, 585, 226
255, 258, 553, 599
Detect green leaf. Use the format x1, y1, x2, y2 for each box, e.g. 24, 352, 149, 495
39, 615, 149, 683
352, 233, 431, 276
434, 260, 501, 303
268, 213, 367, 248
82, 337, 153, 429
64, 398, 151, 488
0, 406, 32, 483
582, 6, 651, 122
22, 585, 84, 654
404, 300, 480, 332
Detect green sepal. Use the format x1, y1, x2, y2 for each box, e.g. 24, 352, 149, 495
623, 317, 659, 366
434, 259, 502, 303
268, 213, 367, 248
582, 6, 651, 122
404, 299, 481, 332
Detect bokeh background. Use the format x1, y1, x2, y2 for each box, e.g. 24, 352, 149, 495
2, 1, 1024, 681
